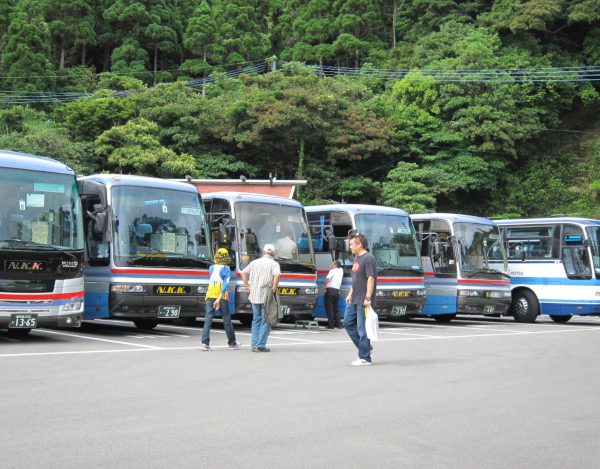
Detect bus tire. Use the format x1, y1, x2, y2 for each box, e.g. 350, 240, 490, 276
433, 314, 456, 323
549, 315, 572, 323
238, 316, 253, 327
511, 290, 539, 323
7, 328, 31, 337
133, 319, 158, 330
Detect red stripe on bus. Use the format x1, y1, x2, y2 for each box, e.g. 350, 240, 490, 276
235, 272, 316, 280
111, 268, 209, 276
458, 279, 509, 285
0, 291, 84, 300
378, 277, 425, 283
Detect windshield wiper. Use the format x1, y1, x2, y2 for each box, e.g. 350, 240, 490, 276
464, 268, 510, 279
0, 239, 78, 260
127, 252, 212, 267
378, 266, 423, 274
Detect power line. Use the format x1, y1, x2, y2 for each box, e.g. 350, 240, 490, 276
2, 61, 600, 105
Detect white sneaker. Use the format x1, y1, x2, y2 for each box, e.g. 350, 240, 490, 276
229, 341, 242, 350
351, 358, 372, 366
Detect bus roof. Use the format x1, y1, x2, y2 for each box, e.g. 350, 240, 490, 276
305, 204, 409, 217
495, 217, 600, 226
79, 174, 200, 193
202, 191, 303, 208
411, 213, 496, 225
0, 150, 75, 175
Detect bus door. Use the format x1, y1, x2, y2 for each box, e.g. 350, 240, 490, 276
307, 210, 353, 318
560, 224, 593, 315
79, 180, 111, 319
203, 197, 236, 315
416, 219, 457, 315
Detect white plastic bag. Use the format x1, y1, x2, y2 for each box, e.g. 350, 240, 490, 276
365, 306, 379, 341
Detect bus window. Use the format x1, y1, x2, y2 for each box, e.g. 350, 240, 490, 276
561, 225, 592, 279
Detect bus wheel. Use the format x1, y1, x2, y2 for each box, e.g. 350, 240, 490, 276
433, 314, 456, 323
133, 319, 158, 330
511, 291, 538, 323
550, 315, 572, 323
238, 316, 253, 327
7, 328, 31, 337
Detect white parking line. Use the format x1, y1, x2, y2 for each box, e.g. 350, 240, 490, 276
34, 329, 163, 349
1, 325, 599, 359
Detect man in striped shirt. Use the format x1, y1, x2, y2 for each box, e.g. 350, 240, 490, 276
241, 244, 281, 352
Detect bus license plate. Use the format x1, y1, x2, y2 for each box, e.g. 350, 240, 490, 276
392, 305, 407, 316
484, 305, 495, 314
158, 305, 180, 318
9, 313, 38, 329
281, 306, 291, 316
278, 288, 298, 296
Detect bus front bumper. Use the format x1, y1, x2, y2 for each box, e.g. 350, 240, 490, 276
109, 292, 204, 319
457, 297, 511, 315
0, 307, 82, 329
373, 297, 426, 319
234, 290, 317, 322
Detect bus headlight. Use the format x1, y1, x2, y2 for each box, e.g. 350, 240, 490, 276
111, 284, 145, 293
415, 289, 426, 296
196, 286, 208, 294
458, 290, 482, 297
376, 290, 386, 297
62, 300, 82, 312
236, 285, 248, 293
304, 288, 318, 295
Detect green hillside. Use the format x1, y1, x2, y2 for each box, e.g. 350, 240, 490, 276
0, 0, 599, 216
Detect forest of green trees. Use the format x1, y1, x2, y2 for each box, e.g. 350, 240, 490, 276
1, 0, 599, 217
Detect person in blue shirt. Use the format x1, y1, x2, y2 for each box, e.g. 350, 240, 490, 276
200, 248, 241, 351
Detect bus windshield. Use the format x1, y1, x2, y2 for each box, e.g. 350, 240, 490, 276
112, 186, 211, 268
354, 214, 421, 273
0, 167, 84, 250
585, 226, 600, 277
455, 222, 504, 275
235, 202, 315, 272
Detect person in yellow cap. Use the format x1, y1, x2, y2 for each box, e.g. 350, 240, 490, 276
200, 248, 241, 351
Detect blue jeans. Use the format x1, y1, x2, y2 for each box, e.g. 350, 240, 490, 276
251, 303, 270, 349
344, 303, 371, 361
202, 299, 237, 346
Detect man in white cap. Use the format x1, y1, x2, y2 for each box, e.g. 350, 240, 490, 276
241, 244, 281, 352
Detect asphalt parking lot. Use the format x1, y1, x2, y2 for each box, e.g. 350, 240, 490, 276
2, 316, 600, 468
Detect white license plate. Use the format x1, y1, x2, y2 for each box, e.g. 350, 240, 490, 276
9, 313, 38, 328
484, 305, 495, 314
158, 305, 180, 318
281, 306, 291, 316
392, 305, 407, 316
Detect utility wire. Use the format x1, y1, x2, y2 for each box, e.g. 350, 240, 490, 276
2, 61, 600, 105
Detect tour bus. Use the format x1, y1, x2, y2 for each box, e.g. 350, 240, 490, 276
305, 205, 426, 320
0, 150, 85, 336
490, 217, 600, 323
78, 174, 212, 329
202, 192, 318, 326
412, 214, 511, 322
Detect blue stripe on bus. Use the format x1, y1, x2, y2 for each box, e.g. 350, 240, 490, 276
0, 298, 79, 308
511, 277, 600, 286
540, 301, 600, 315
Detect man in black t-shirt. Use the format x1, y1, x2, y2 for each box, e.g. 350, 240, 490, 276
344, 233, 377, 366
